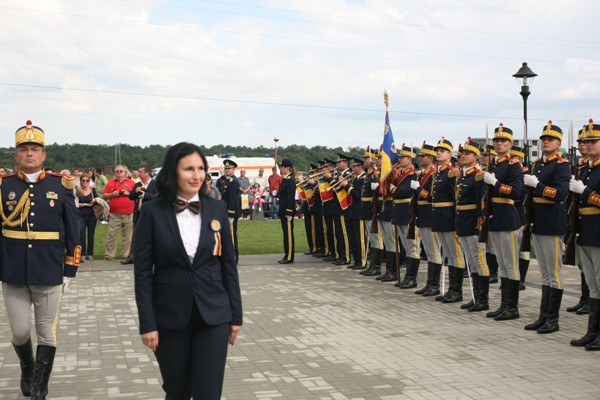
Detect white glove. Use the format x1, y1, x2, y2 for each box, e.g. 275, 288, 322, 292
569, 178, 586, 194
483, 172, 498, 186
410, 181, 420, 190
272, 190, 278, 196
523, 174, 539, 188
228, 217, 234, 224
63, 276, 71, 292
286, 215, 292, 222
371, 182, 379, 190
389, 184, 396, 192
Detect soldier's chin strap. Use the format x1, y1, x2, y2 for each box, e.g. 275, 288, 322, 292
0, 188, 31, 228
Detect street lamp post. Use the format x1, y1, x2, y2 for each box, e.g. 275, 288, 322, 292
512, 62, 538, 159
273, 136, 280, 167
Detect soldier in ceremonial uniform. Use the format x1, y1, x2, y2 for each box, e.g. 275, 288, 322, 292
330, 154, 353, 265
307, 163, 326, 258
481, 144, 500, 284
483, 124, 524, 321
431, 138, 465, 303
277, 159, 296, 264
509, 145, 530, 291
375, 155, 398, 283
411, 142, 443, 296
455, 139, 489, 311
342, 157, 367, 269
391, 145, 420, 288
300, 164, 321, 256
360, 148, 385, 276
566, 127, 591, 314
569, 120, 600, 350
1, 120, 81, 399
522, 121, 570, 334
319, 159, 337, 262
216, 159, 241, 263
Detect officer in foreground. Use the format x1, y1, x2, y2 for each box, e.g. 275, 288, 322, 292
1, 120, 81, 399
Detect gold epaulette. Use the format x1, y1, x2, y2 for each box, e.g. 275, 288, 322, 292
509, 159, 521, 165
557, 157, 568, 163
475, 171, 485, 181
61, 175, 77, 190
448, 168, 460, 178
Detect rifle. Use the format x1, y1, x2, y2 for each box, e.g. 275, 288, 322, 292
563, 124, 578, 265
478, 125, 492, 243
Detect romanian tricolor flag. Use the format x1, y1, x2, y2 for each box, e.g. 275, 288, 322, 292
335, 188, 352, 210
318, 179, 334, 202
380, 93, 398, 199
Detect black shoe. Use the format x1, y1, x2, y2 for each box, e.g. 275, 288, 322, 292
399, 278, 417, 289
304, 250, 316, 255
494, 306, 520, 321
461, 300, 475, 310
576, 302, 590, 315
120, 258, 134, 265
278, 259, 293, 264
520, 282, 526, 291
489, 274, 498, 284
323, 256, 336, 262
441, 292, 463, 303
422, 286, 440, 297
375, 272, 389, 281
312, 252, 325, 258
364, 267, 381, 277
585, 336, 600, 351
13, 339, 34, 397
537, 288, 563, 334
468, 301, 489, 312
525, 285, 550, 331
381, 273, 398, 282
333, 259, 349, 265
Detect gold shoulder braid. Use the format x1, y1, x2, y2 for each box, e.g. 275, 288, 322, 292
0, 189, 31, 227
61, 175, 76, 190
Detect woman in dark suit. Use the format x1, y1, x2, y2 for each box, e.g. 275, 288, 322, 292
134, 142, 243, 400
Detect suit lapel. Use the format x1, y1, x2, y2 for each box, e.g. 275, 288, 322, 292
161, 199, 191, 266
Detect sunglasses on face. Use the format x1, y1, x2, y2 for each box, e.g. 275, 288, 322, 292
81, 179, 89, 182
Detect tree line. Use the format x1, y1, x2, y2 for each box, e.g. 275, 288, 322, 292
0, 143, 367, 173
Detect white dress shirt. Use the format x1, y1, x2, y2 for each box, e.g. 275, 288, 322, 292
175, 193, 202, 263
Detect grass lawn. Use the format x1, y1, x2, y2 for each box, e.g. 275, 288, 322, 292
90, 218, 309, 259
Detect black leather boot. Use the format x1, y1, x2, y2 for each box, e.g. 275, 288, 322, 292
538, 287, 563, 334
519, 258, 529, 290
442, 267, 464, 303
494, 279, 520, 321
362, 248, 382, 275
469, 275, 490, 312
13, 339, 35, 397
487, 277, 507, 318
399, 258, 420, 289
571, 298, 600, 347
381, 252, 398, 282
461, 273, 479, 309
525, 285, 549, 330
415, 261, 432, 294
422, 263, 441, 297
31, 345, 56, 400
567, 271, 589, 312
436, 266, 455, 301
487, 252, 499, 283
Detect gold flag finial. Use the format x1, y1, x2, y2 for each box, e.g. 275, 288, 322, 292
384, 90, 389, 109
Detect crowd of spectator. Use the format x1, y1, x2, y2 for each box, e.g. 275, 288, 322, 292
0, 162, 290, 262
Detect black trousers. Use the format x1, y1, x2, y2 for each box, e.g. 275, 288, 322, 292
155, 304, 230, 400
313, 213, 325, 254
349, 218, 367, 266
304, 211, 315, 252
324, 215, 335, 258
333, 215, 350, 263
280, 216, 295, 261
232, 218, 239, 263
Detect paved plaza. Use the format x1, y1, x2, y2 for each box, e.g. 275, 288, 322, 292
0, 254, 598, 399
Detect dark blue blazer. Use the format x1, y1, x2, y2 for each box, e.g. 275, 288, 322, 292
134, 196, 243, 334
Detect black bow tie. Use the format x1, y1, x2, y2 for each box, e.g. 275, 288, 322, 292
174, 199, 200, 214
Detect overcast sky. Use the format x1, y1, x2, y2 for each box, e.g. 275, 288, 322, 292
1, 0, 599, 152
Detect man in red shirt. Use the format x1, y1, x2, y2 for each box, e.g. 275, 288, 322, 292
102, 165, 135, 261
268, 166, 282, 217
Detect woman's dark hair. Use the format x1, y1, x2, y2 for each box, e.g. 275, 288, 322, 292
156, 142, 209, 203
